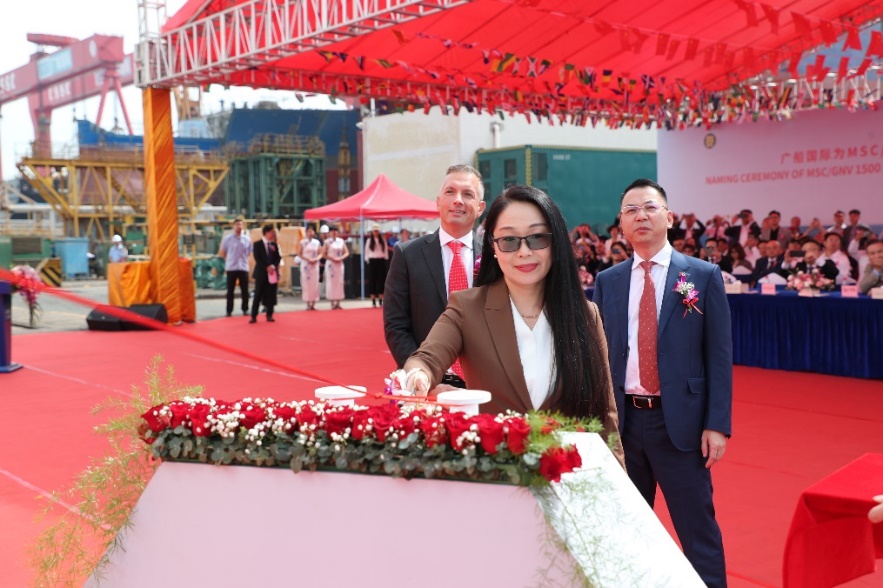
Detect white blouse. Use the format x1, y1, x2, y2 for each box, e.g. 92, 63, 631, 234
510, 299, 555, 410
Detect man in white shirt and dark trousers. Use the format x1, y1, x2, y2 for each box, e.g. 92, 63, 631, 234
219, 218, 253, 317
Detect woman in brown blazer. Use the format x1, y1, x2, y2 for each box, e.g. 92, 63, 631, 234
405, 185, 623, 463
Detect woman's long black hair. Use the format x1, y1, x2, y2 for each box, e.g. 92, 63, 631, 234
366, 230, 386, 252
475, 185, 610, 421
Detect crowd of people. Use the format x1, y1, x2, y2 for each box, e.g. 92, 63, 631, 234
568, 207, 883, 294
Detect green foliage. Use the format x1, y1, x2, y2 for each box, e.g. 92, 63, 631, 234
28, 357, 202, 588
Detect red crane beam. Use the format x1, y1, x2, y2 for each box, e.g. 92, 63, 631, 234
0, 34, 125, 106
25, 33, 79, 48
0, 34, 132, 179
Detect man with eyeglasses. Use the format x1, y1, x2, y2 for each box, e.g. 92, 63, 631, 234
594, 178, 732, 588
383, 164, 485, 387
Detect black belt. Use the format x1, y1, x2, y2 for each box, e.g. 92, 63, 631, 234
625, 394, 662, 409
440, 373, 467, 389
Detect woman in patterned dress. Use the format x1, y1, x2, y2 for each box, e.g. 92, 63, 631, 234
323, 225, 349, 309
298, 226, 323, 310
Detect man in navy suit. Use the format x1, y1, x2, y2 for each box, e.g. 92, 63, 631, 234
594, 178, 732, 588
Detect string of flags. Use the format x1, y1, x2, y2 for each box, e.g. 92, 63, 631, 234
261, 6, 883, 129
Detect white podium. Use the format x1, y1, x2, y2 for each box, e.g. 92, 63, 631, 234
87, 433, 702, 587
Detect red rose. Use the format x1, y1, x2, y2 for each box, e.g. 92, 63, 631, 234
391, 413, 418, 438
417, 414, 448, 448
323, 407, 355, 436
168, 401, 190, 429
272, 405, 298, 430
470, 414, 505, 454
366, 404, 399, 442
189, 404, 212, 437
240, 404, 267, 429
504, 417, 531, 454
538, 446, 583, 483
141, 404, 169, 433
350, 410, 370, 441
297, 404, 320, 428
444, 412, 472, 451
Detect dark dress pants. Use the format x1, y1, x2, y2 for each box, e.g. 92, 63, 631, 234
251, 276, 277, 320
226, 270, 249, 315
623, 404, 727, 588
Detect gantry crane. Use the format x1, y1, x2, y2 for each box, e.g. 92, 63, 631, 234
0, 33, 134, 180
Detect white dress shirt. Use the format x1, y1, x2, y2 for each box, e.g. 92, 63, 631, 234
510, 299, 555, 409
439, 227, 475, 293
625, 241, 672, 395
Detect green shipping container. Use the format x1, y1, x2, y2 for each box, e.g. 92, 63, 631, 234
476, 145, 657, 234
0, 236, 12, 269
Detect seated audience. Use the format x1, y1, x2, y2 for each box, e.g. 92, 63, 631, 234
704, 214, 730, 242
842, 209, 862, 250
604, 224, 627, 253
826, 210, 847, 235
782, 238, 839, 281
859, 239, 883, 294
744, 234, 763, 266
751, 240, 784, 285
760, 210, 790, 250
704, 238, 733, 273
818, 232, 853, 284
671, 212, 705, 243
727, 243, 754, 279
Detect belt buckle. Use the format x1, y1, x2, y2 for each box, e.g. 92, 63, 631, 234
631, 396, 655, 409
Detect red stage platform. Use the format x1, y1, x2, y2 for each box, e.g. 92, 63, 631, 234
1, 308, 881, 587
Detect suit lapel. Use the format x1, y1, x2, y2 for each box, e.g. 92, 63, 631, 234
484, 281, 533, 411
658, 250, 687, 337
610, 261, 633, 351
421, 231, 447, 304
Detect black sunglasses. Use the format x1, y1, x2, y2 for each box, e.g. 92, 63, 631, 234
492, 233, 553, 253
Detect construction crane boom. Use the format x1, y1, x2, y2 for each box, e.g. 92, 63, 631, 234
0, 34, 133, 180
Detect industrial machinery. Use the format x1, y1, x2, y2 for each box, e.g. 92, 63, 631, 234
0, 33, 134, 179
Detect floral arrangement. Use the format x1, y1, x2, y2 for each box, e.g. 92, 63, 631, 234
787, 268, 835, 291
10, 264, 43, 326
673, 271, 703, 316
473, 254, 482, 278
140, 397, 598, 485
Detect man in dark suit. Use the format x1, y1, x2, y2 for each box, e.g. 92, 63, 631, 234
594, 178, 732, 588
250, 224, 282, 323
384, 165, 485, 380
781, 238, 839, 282
750, 240, 785, 285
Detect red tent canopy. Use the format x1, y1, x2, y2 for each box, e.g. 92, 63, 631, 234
140, 0, 883, 125
304, 174, 438, 221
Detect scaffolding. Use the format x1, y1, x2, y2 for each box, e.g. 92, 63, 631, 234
17, 147, 228, 239
226, 134, 326, 219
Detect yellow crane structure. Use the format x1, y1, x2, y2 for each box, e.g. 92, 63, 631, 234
17, 147, 228, 240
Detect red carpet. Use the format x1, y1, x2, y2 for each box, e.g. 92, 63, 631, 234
1, 308, 881, 586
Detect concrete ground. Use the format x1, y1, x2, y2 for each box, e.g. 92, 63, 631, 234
9, 279, 379, 335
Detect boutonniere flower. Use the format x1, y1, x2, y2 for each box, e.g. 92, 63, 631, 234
474, 255, 482, 278
673, 272, 703, 317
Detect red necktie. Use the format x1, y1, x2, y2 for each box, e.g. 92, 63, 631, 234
639, 261, 660, 394
447, 241, 468, 379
